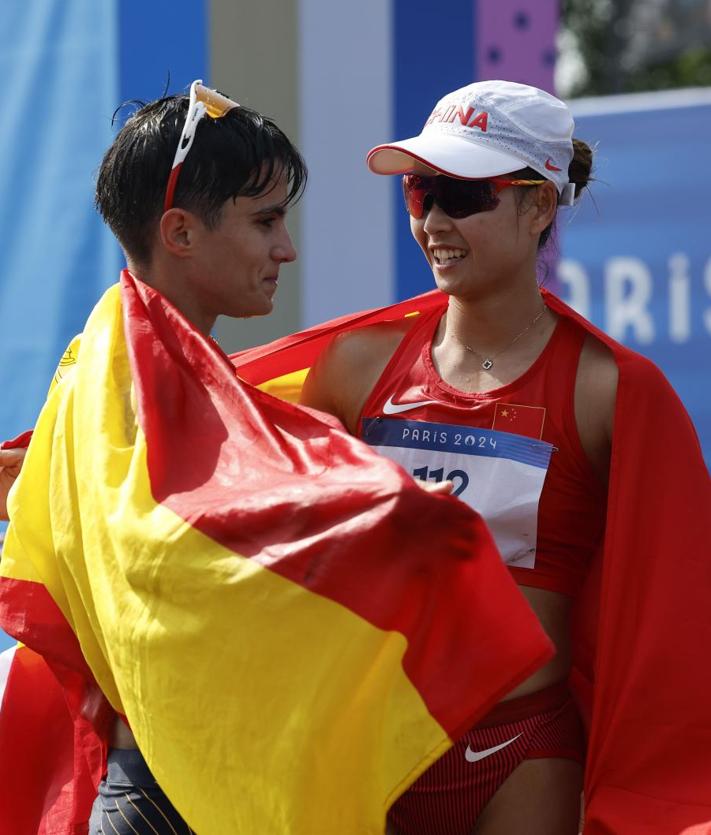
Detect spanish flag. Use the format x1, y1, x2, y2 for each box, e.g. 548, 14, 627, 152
0, 272, 550, 834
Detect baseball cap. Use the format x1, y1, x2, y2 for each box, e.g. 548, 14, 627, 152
367, 80, 576, 205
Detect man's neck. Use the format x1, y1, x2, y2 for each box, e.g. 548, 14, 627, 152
125, 259, 216, 336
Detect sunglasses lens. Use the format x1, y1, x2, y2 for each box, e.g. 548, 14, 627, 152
439, 179, 499, 218
402, 175, 500, 219
402, 175, 427, 219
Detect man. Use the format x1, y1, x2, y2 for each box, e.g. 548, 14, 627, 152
4, 80, 302, 835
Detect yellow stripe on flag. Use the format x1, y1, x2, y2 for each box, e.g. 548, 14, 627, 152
255, 367, 309, 403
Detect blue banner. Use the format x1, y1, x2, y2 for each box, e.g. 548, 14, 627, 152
363, 418, 553, 467
0, 0, 120, 450
559, 91, 711, 464
0, 0, 208, 652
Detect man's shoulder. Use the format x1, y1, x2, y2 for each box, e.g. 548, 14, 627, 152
49, 334, 83, 394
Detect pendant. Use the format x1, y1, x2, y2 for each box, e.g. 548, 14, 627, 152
482, 359, 493, 370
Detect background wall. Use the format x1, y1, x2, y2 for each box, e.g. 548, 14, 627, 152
0, 0, 120, 448
209, 0, 302, 349
0, 0, 207, 447
560, 89, 711, 458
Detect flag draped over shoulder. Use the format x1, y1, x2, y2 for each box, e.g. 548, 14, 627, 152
0, 271, 551, 835
231, 289, 448, 403
231, 289, 711, 834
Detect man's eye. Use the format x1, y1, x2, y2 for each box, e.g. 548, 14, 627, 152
259, 216, 276, 228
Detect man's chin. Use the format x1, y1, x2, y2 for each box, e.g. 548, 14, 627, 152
234, 300, 273, 320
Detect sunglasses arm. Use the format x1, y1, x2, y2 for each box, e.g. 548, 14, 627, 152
164, 80, 240, 212
559, 183, 576, 206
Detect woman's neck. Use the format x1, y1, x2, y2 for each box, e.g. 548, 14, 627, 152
441, 280, 547, 353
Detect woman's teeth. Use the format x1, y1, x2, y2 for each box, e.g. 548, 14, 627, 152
433, 248, 467, 265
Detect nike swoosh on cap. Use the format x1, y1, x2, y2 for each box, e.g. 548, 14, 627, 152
544, 158, 562, 171
382, 394, 440, 415
464, 732, 522, 763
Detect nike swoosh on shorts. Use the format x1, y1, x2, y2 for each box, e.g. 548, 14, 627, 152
464, 732, 523, 763
382, 394, 440, 415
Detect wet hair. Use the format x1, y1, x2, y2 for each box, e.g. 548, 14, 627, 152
514, 137, 594, 249
95, 94, 307, 265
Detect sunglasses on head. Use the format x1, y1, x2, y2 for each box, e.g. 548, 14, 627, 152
402, 173, 545, 220
164, 80, 240, 212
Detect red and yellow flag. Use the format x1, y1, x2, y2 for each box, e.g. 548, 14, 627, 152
0, 272, 550, 834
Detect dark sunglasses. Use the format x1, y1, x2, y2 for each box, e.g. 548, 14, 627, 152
402, 173, 545, 220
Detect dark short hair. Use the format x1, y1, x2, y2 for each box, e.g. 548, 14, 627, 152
95, 94, 307, 264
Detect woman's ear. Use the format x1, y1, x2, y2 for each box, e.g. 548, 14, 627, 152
529, 181, 558, 237
159, 209, 198, 258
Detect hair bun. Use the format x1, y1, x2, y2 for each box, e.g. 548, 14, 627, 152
569, 137, 593, 198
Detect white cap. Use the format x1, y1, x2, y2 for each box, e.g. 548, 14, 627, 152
367, 80, 576, 205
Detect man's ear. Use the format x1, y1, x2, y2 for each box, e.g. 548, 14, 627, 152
529, 181, 558, 237
159, 208, 199, 258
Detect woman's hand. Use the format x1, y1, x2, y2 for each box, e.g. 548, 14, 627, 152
417, 479, 453, 496
0, 447, 27, 520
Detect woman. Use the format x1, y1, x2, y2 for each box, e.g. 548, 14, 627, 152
301, 80, 612, 834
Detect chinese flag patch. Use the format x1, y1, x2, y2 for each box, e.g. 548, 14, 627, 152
491, 403, 546, 439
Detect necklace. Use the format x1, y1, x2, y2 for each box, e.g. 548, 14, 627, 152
457, 306, 547, 370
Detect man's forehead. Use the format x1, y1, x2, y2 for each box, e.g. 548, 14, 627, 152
240, 169, 290, 210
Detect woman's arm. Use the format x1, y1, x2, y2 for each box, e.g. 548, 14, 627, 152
300, 320, 412, 434
574, 335, 619, 483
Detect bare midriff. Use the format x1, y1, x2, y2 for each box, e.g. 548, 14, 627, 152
503, 585, 572, 700
111, 715, 138, 749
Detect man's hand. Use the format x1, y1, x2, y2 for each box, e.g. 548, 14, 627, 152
0, 447, 27, 520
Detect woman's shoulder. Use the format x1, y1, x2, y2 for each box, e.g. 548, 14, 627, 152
547, 290, 664, 386
577, 331, 619, 404
332, 317, 415, 365
300, 317, 419, 433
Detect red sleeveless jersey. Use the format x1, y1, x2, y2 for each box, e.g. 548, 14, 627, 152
358, 305, 606, 596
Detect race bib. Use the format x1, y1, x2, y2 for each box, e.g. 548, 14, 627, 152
362, 417, 553, 568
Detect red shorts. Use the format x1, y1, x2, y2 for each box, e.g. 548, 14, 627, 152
387, 682, 585, 835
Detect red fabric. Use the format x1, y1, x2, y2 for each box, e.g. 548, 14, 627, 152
0, 430, 33, 450
1, 424, 97, 833
357, 305, 606, 597
232, 288, 711, 832
0, 641, 107, 835
555, 295, 711, 833
232, 289, 447, 383
0, 582, 110, 835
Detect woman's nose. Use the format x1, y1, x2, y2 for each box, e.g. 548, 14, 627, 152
422, 201, 452, 234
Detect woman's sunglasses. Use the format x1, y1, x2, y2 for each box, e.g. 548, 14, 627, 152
402, 173, 545, 220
